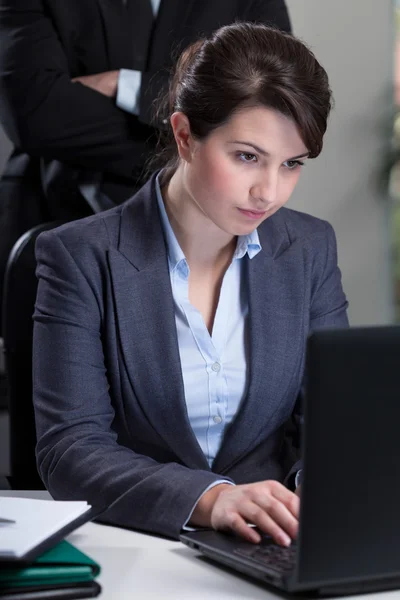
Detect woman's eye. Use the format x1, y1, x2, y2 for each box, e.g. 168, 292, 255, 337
238, 152, 258, 163
283, 160, 304, 170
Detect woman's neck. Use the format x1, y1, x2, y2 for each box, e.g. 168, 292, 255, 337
161, 168, 236, 270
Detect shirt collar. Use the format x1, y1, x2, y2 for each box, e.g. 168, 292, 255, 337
233, 228, 262, 260
155, 172, 262, 272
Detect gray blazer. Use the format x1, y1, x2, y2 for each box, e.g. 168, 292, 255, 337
33, 172, 348, 539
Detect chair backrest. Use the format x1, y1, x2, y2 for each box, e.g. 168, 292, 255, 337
2, 221, 64, 489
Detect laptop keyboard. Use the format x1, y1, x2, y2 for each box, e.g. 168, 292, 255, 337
233, 541, 296, 573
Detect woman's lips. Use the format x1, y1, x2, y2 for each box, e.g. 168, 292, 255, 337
238, 208, 267, 220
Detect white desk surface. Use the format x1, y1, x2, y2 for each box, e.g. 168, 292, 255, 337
1, 490, 399, 600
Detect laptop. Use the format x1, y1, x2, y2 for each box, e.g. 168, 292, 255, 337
180, 326, 400, 596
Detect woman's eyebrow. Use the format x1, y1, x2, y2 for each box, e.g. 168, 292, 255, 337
228, 140, 309, 160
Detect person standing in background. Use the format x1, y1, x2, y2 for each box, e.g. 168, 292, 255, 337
0, 0, 291, 334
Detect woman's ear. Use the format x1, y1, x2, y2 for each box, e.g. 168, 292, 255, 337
170, 112, 194, 162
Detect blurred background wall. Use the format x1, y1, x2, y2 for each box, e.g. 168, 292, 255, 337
286, 0, 394, 327
0, 0, 395, 475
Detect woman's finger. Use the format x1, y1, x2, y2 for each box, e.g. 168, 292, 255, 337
267, 481, 300, 519
216, 511, 262, 544
256, 494, 299, 540
240, 501, 293, 547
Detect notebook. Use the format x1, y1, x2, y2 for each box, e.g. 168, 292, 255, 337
0, 498, 92, 562
181, 325, 400, 595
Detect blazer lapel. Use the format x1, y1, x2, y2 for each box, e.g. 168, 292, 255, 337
96, 0, 195, 71
96, 0, 135, 69
213, 212, 305, 474
147, 0, 196, 69
108, 174, 209, 469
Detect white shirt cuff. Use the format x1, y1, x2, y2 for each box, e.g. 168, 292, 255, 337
116, 69, 142, 115
181, 480, 235, 531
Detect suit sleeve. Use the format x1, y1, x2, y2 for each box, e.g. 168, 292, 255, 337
284, 222, 349, 488
33, 229, 228, 539
308, 222, 349, 331
0, 0, 150, 178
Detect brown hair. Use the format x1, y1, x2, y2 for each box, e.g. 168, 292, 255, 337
150, 22, 332, 182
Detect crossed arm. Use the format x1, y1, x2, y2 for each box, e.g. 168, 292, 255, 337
0, 0, 151, 177
0, 0, 291, 174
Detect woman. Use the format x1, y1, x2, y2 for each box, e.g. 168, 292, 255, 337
33, 22, 348, 546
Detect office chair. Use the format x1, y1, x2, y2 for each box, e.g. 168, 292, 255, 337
2, 221, 64, 490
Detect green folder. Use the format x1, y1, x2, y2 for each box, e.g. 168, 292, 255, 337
0, 541, 101, 589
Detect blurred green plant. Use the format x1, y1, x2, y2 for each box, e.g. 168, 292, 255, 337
385, 2, 400, 320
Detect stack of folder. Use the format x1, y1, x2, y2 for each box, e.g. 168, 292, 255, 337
0, 498, 101, 599
0, 541, 101, 599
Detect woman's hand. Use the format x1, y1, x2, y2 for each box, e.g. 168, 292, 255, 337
190, 481, 299, 546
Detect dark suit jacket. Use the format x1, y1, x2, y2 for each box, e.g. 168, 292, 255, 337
0, 0, 291, 332
32, 172, 349, 539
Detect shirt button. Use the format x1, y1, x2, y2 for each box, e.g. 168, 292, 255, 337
213, 416, 222, 424
211, 362, 221, 372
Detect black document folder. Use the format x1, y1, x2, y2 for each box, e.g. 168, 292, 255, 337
0, 580, 101, 599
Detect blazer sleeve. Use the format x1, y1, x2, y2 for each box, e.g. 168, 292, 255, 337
33, 229, 228, 539
284, 221, 349, 488
0, 0, 150, 178
309, 221, 349, 331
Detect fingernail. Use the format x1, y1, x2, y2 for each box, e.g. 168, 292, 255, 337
251, 531, 261, 544
280, 534, 291, 547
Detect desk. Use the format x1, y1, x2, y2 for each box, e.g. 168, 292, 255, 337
1, 491, 399, 600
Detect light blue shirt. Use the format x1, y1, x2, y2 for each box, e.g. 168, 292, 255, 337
117, 0, 162, 114
155, 175, 262, 466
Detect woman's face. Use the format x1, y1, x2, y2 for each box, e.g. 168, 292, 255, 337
174, 105, 310, 237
